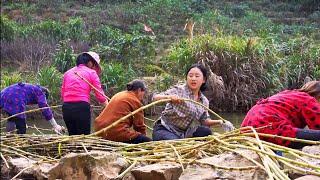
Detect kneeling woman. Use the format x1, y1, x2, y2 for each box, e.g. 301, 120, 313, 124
94, 80, 151, 144
152, 64, 234, 141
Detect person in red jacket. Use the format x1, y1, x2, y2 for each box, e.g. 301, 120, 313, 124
94, 79, 151, 144
241, 81, 320, 148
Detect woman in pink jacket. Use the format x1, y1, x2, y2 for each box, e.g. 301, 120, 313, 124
61, 52, 108, 135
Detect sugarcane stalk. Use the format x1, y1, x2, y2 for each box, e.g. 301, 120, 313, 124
217, 145, 266, 170
248, 127, 275, 180
115, 160, 137, 179
10, 165, 34, 180
0, 152, 10, 168
166, 142, 185, 171
279, 159, 320, 176
0, 105, 62, 123
242, 132, 320, 145
92, 99, 172, 137
230, 143, 320, 170
196, 160, 259, 170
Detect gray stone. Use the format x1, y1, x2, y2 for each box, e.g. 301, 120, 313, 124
180, 149, 267, 180
1, 157, 55, 179
48, 151, 129, 180
131, 162, 183, 180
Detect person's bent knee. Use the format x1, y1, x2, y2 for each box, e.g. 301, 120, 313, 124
193, 126, 212, 137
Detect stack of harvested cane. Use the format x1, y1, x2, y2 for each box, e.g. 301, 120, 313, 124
1, 129, 320, 179
1, 99, 320, 179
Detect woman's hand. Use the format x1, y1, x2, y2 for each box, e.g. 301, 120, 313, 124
169, 95, 182, 104
221, 120, 235, 132
53, 125, 66, 135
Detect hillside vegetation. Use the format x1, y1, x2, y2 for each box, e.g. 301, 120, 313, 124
1, 0, 319, 112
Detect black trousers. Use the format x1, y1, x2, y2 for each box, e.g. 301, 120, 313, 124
5, 112, 26, 134
62, 101, 91, 135
289, 129, 320, 149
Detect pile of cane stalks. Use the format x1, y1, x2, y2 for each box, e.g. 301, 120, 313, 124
1, 127, 320, 179
1, 99, 320, 179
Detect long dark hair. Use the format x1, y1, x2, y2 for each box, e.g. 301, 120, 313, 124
185, 64, 208, 91
127, 79, 146, 91
40, 86, 50, 100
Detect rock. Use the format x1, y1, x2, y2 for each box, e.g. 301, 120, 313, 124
122, 172, 136, 180
1, 157, 55, 179
179, 165, 216, 180
48, 151, 129, 180
294, 175, 320, 180
302, 145, 320, 167
180, 149, 267, 180
289, 145, 320, 179
302, 145, 320, 156
131, 162, 183, 180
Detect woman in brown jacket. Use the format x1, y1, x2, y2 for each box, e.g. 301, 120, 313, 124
94, 79, 151, 144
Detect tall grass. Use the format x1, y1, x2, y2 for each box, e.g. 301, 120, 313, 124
37, 66, 63, 104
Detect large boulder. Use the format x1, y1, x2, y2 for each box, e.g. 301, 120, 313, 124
1, 157, 54, 179
180, 148, 267, 180
131, 162, 183, 180
48, 151, 128, 180
1, 151, 129, 180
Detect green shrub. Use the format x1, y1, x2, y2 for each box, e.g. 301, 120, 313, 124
89, 25, 122, 45
154, 73, 175, 91
0, 16, 18, 41
163, 39, 194, 75
100, 62, 136, 93
37, 66, 63, 104
53, 39, 76, 73
65, 17, 85, 41
91, 31, 155, 63
0, 72, 22, 90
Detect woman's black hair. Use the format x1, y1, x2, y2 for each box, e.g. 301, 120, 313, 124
76, 53, 96, 66
127, 79, 147, 91
41, 87, 50, 100
185, 63, 208, 91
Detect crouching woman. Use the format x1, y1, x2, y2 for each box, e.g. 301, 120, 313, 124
94, 79, 151, 144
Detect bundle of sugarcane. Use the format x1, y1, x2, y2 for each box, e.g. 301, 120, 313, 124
1, 134, 127, 162
120, 128, 320, 178
1, 129, 320, 179
1, 99, 320, 179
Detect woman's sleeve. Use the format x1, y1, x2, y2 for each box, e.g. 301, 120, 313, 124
199, 98, 210, 122
90, 71, 107, 103
302, 99, 320, 130
131, 99, 146, 135
35, 87, 53, 121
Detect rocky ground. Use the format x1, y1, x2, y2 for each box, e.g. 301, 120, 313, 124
1, 145, 319, 180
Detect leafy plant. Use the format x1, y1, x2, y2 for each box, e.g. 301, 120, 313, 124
100, 62, 136, 94
155, 73, 175, 91
37, 66, 63, 104
0, 72, 22, 90
0, 15, 18, 41
53, 39, 76, 73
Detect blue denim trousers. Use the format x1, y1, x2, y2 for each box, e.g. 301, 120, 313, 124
152, 121, 212, 141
